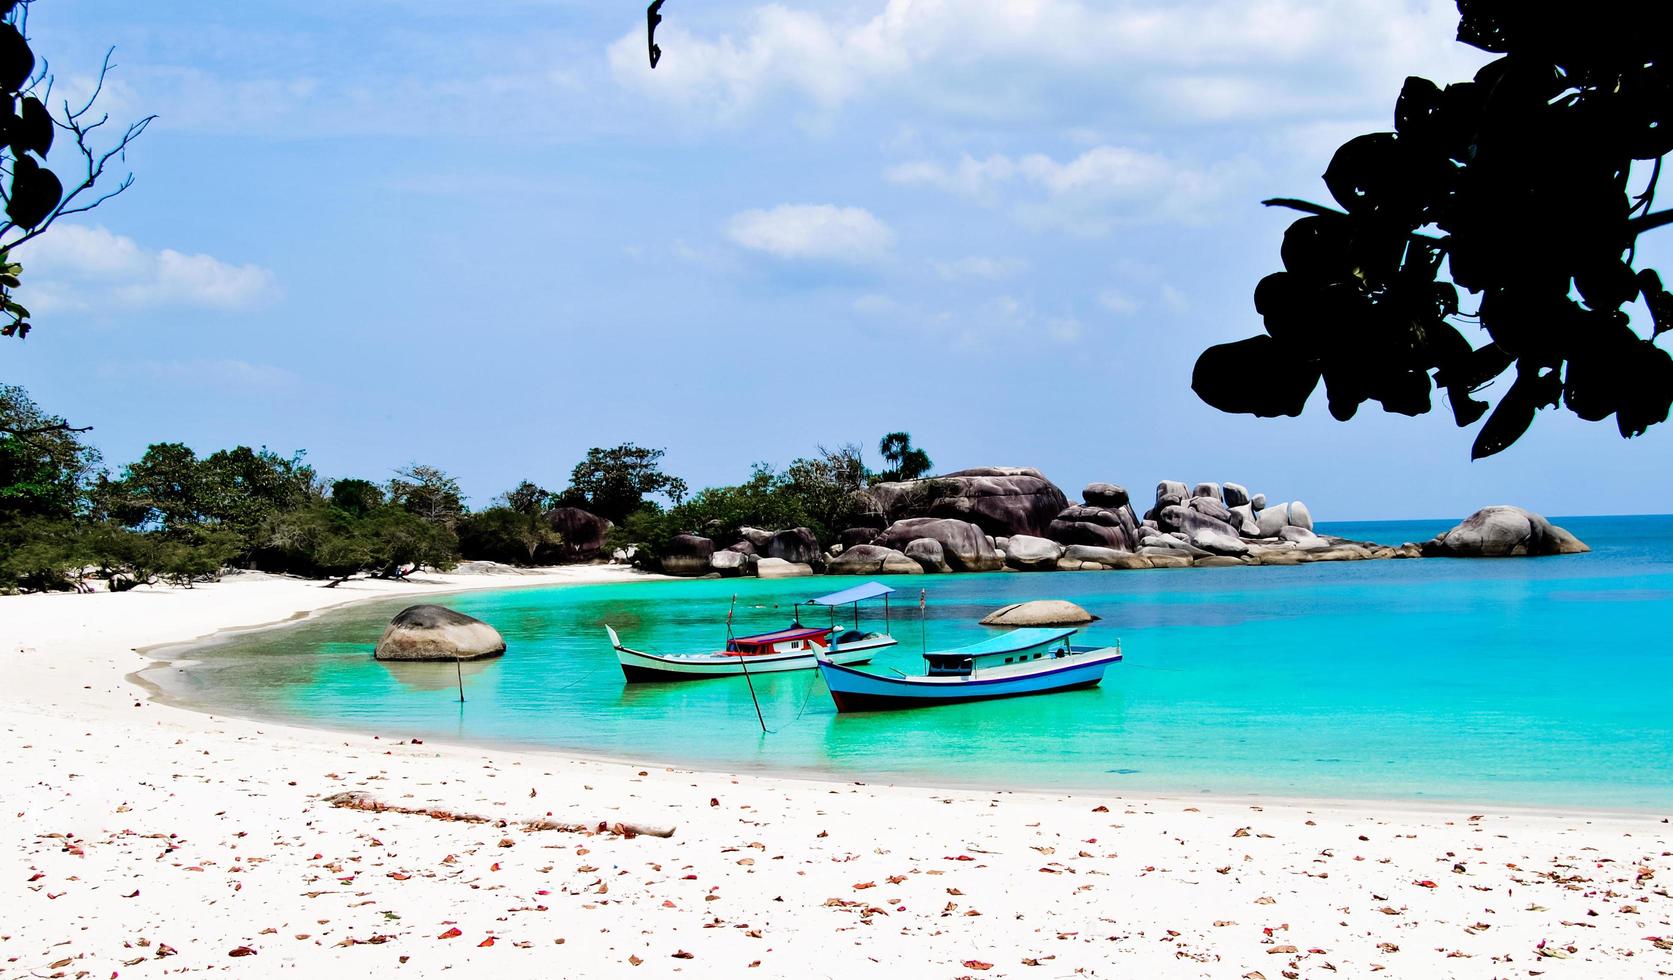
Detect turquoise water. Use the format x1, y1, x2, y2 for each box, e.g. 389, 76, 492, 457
155, 516, 1673, 810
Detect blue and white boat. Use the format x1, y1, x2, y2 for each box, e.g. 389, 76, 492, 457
814, 626, 1122, 712
608, 581, 899, 682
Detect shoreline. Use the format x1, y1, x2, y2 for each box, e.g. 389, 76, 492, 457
141, 570, 1671, 820
4, 571, 1671, 977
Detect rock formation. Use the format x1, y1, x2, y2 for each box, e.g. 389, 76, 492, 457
661, 534, 715, 576
374, 605, 506, 662
546, 507, 612, 561
874, 517, 1005, 572
1004, 534, 1064, 571
979, 599, 1097, 626
860, 467, 1069, 537
826, 544, 920, 575
1423, 506, 1590, 557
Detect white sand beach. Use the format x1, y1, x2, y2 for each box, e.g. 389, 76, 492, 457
3, 570, 1670, 979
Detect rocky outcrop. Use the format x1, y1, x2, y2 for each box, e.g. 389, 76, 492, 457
861, 467, 1069, 537
755, 557, 815, 578
661, 534, 715, 576
874, 517, 1004, 572
710, 550, 755, 577
1422, 506, 1590, 558
839, 527, 880, 550
979, 599, 1097, 626
767, 527, 822, 565
1004, 534, 1063, 571
374, 605, 506, 662
1081, 483, 1129, 509
737, 527, 774, 551
826, 544, 920, 575
546, 507, 612, 561
904, 538, 952, 574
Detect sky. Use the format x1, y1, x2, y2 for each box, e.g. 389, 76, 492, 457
5, 0, 1671, 521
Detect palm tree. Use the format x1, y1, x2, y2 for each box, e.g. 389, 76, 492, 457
877, 432, 932, 482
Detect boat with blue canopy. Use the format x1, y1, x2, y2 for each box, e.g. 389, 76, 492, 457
814, 626, 1122, 712
608, 582, 899, 682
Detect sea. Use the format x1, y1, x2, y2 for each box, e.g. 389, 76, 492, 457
146, 515, 1673, 811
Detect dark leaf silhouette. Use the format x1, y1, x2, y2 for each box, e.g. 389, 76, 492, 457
1198, 0, 1673, 457
12, 95, 50, 156
0, 22, 30, 93
8, 154, 61, 229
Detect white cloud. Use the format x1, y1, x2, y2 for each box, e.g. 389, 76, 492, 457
890, 145, 1250, 234
933, 256, 1028, 281
1098, 289, 1140, 315
609, 0, 1488, 127
21, 225, 277, 315
726, 204, 894, 262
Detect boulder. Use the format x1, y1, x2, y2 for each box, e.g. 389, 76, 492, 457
1004, 534, 1063, 571
1062, 544, 1127, 565
1082, 483, 1129, 509
1228, 502, 1259, 536
738, 526, 775, 550
875, 517, 1003, 572
1146, 553, 1193, 568
1256, 502, 1291, 537
1423, 506, 1590, 557
1194, 555, 1245, 568
767, 527, 821, 565
904, 538, 952, 574
1222, 482, 1251, 508
661, 534, 715, 576
1156, 480, 1188, 503
1186, 495, 1234, 524
725, 540, 757, 555
546, 507, 613, 561
862, 467, 1068, 537
979, 599, 1098, 626
839, 527, 880, 550
1277, 525, 1329, 550
1250, 493, 1267, 511
1288, 500, 1314, 532
374, 605, 506, 662
1192, 482, 1223, 502
827, 544, 918, 575
755, 557, 815, 579
1047, 505, 1134, 551
710, 550, 754, 577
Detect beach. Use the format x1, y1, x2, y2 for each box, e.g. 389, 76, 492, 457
3, 571, 1671, 979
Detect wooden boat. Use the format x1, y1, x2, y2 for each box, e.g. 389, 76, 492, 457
608, 581, 899, 682
814, 626, 1121, 712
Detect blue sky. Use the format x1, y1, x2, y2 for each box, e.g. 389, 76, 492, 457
6, 0, 1671, 520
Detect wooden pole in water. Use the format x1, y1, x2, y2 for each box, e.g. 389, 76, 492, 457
919, 588, 927, 657
455, 655, 465, 703
730, 594, 768, 734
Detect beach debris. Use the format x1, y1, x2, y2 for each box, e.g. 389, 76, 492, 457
323, 791, 675, 838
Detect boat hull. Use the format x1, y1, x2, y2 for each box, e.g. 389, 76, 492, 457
818, 649, 1121, 712
616, 635, 893, 682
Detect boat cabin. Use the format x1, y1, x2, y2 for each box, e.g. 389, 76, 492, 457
923, 627, 1078, 677
725, 626, 832, 657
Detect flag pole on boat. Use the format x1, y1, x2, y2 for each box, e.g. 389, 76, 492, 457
730, 593, 769, 734
919, 588, 927, 657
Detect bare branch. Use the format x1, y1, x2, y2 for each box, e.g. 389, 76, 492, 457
1, 421, 93, 437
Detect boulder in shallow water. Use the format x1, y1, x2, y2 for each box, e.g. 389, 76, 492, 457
1422, 506, 1590, 557
827, 544, 918, 575
979, 599, 1098, 626
904, 537, 952, 574
755, 557, 815, 578
1004, 534, 1064, 570
374, 605, 506, 662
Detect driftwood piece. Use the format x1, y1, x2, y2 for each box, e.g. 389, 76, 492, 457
322, 791, 676, 839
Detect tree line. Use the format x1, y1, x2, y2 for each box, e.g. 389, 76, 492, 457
0, 383, 935, 592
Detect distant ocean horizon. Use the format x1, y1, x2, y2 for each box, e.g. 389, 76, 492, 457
151, 514, 1673, 812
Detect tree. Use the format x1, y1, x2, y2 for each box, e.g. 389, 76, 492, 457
0, 1, 154, 341
388, 463, 465, 527
877, 432, 932, 482
0, 383, 99, 518
329, 478, 383, 516
562, 443, 687, 523
782, 443, 870, 539
456, 480, 564, 564
1193, 0, 1673, 458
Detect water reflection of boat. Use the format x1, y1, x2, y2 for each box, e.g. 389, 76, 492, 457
608, 582, 900, 682
815, 627, 1122, 712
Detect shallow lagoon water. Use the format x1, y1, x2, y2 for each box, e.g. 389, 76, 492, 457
154, 516, 1673, 810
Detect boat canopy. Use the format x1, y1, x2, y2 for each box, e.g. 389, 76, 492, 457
806, 581, 896, 606
939, 627, 1078, 657
734, 625, 833, 645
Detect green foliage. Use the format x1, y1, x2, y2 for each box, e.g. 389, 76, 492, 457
563, 444, 687, 524
1195, 0, 1673, 458
0, 383, 100, 519
458, 506, 563, 565
388, 463, 465, 527
99, 442, 317, 560
877, 432, 932, 482
329, 478, 383, 516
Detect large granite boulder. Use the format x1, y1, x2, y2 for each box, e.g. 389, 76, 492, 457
1222, 482, 1251, 508
874, 517, 1003, 572
1186, 495, 1234, 524
737, 527, 775, 551
1256, 502, 1291, 537
861, 467, 1069, 538
826, 544, 919, 575
839, 527, 880, 550
374, 605, 506, 662
1423, 506, 1590, 557
661, 534, 715, 576
1146, 480, 1189, 522
1047, 504, 1137, 551
1082, 483, 1129, 509
1228, 502, 1259, 536
755, 557, 815, 578
1004, 534, 1064, 571
1192, 482, 1223, 502
767, 527, 821, 564
546, 507, 613, 561
710, 550, 755, 577
1288, 500, 1314, 532
979, 599, 1097, 626
904, 537, 952, 574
